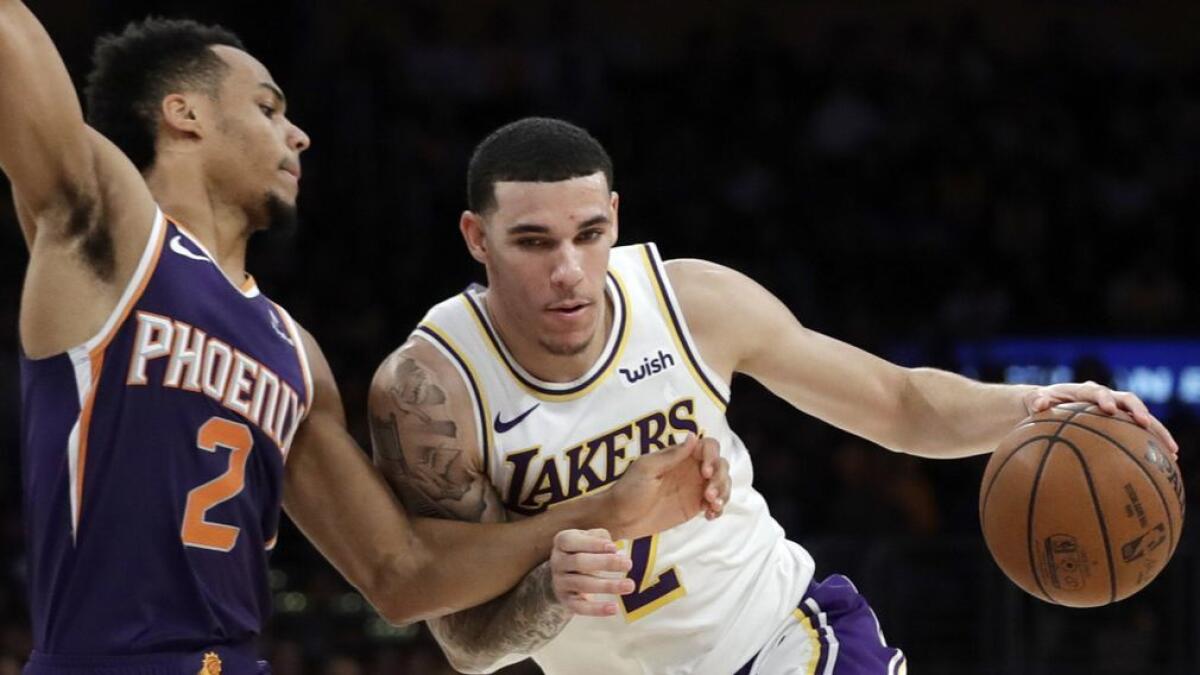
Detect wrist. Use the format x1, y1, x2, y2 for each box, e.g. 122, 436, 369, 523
1015, 384, 1038, 418
534, 561, 562, 607
549, 490, 611, 533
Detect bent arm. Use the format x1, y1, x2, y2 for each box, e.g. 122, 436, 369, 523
282, 328, 606, 625
368, 339, 569, 673
668, 259, 1033, 458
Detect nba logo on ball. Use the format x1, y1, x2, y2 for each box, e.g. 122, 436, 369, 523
1041, 534, 1089, 591
980, 403, 1185, 607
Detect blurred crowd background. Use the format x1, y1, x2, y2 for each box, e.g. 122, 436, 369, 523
1, 1, 1199, 673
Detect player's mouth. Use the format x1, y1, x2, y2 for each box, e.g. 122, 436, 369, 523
279, 161, 301, 182
546, 299, 592, 320
547, 299, 592, 324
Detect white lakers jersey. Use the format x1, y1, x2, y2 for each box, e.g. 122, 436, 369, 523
414, 243, 816, 675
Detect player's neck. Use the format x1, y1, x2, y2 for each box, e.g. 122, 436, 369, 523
485, 292, 614, 383
145, 164, 253, 286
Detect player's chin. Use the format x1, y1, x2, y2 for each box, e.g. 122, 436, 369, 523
273, 180, 300, 204
538, 332, 591, 357
262, 192, 300, 235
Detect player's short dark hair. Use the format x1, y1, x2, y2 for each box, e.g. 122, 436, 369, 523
85, 17, 245, 171
467, 117, 614, 215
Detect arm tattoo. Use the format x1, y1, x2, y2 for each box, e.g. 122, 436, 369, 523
428, 562, 572, 671
369, 357, 503, 522
372, 355, 569, 670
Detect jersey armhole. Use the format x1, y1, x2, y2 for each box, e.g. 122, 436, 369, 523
269, 302, 315, 420
639, 242, 731, 410
39, 208, 168, 364
413, 324, 494, 478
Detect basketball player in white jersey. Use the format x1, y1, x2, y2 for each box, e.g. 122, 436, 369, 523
368, 118, 1176, 675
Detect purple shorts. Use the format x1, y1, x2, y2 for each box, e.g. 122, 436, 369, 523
735, 574, 907, 675
24, 643, 270, 675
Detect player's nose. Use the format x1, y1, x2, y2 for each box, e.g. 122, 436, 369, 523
549, 245, 584, 288
287, 119, 311, 153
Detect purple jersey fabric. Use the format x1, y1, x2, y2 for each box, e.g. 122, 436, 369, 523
735, 574, 907, 675
19, 214, 311, 660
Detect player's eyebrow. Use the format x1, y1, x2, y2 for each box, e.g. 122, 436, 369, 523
507, 215, 610, 235
508, 224, 551, 235
576, 215, 610, 229
259, 82, 286, 109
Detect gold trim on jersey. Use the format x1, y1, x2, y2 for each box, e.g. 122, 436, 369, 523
621, 533, 688, 622
460, 271, 632, 402
414, 322, 495, 478
793, 608, 824, 675
638, 244, 728, 412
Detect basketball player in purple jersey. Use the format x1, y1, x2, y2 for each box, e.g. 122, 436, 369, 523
0, 5, 730, 673
371, 118, 1179, 674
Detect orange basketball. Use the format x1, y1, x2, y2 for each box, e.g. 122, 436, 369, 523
979, 402, 1184, 607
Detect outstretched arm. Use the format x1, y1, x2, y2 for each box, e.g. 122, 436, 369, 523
0, 0, 94, 221
2, 2, 157, 359
284, 328, 721, 627
0, 1, 151, 237
667, 258, 1177, 458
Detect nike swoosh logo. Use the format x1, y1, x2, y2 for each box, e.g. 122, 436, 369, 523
169, 235, 210, 261
494, 403, 540, 434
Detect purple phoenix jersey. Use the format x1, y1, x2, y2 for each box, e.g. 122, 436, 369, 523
19, 210, 312, 665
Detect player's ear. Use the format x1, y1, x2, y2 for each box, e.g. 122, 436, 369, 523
609, 191, 619, 245
161, 93, 205, 140
460, 210, 488, 264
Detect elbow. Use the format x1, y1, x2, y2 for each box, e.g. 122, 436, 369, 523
359, 544, 452, 625
357, 552, 431, 626
364, 583, 443, 628
371, 596, 423, 628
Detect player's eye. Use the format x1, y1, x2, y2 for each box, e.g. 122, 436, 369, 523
259, 104, 276, 117
578, 229, 603, 242
517, 238, 550, 249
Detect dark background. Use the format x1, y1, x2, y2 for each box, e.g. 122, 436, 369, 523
2, 1, 1200, 673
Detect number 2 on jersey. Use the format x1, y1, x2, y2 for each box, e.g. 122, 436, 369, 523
181, 417, 253, 552
620, 534, 686, 621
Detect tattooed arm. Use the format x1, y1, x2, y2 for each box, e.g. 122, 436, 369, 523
369, 338, 576, 673
285, 323, 706, 626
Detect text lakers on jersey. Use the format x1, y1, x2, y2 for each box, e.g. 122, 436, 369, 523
504, 398, 699, 515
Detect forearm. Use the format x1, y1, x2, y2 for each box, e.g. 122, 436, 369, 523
0, 0, 92, 208
895, 367, 1036, 458
427, 562, 570, 674
395, 496, 607, 623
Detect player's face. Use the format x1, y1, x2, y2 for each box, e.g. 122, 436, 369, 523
476, 173, 618, 357
205, 46, 309, 224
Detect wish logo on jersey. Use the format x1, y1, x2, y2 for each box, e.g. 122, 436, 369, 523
502, 398, 699, 515
619, 349, 676, 385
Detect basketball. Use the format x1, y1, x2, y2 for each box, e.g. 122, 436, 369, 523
979, 402, 1184, 607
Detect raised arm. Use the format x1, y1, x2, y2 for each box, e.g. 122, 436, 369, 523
283, 328, 717, 627
0, 0, 95, 219
666, 258, 1176, 458
2, 2, 157, 359
0, 2, 151, 234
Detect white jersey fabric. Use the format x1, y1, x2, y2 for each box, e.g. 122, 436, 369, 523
414, 243, 816, 674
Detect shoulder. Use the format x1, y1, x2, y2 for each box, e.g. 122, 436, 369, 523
663, 258, 760, 329
369, 334, 472, 417
662, 258, 799, 379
